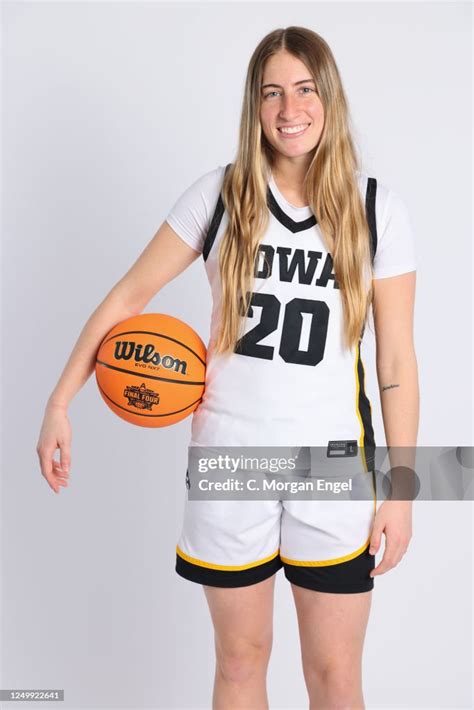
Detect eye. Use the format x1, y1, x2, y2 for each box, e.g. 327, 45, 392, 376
263, 87, 315, 99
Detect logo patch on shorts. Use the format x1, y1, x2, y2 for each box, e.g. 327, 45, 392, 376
327, 440, 358, 457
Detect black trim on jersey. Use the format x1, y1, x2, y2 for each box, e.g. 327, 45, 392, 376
202, 165, 379, 269
266, 187, 317, 233
176, 551, 283, 587
356, 342, 376, 450
365, 177, 378, 264
358, 177, 378, 452
202, 163, 232, 262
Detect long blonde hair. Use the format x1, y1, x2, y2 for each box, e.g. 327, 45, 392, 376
214, 26, 373, 356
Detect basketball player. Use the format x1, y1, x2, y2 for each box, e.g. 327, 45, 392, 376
37, 27, 418, 709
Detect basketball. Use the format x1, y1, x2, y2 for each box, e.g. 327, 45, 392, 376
95, 313, 206, 427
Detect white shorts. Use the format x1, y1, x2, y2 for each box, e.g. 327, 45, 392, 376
176, 469, 377, 594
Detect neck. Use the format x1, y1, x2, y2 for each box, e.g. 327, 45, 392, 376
271, 156, 312, 187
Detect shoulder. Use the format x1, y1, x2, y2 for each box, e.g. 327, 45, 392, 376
356, 169, 390, 206
355, 172, 416, 277
355, 170, 411, 231
168, 164, 227, 214
165, 165, 227, 254
183, 164, 227, 202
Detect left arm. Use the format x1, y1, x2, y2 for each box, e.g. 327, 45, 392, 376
369, 270, 419, 576
374, 270, 419, 447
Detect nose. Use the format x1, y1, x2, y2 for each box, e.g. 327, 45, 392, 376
278, 94, 303, 122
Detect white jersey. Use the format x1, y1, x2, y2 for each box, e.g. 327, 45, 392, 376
166, 165, 416, 449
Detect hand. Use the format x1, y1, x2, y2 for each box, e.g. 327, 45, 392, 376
369, 500, 412, 577
36, 401, 72, 494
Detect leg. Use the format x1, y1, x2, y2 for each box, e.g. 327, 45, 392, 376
280, 489, 376, 708
204, 574, 276, 710
175, 494, 283, 707
291, 584, 372, 709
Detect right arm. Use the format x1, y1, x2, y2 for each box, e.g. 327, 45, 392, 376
36, 221, 200, 494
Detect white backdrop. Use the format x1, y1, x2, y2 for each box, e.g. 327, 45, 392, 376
1, 2, 472, 708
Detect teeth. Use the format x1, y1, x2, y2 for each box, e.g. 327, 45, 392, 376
278, 124, 309, 134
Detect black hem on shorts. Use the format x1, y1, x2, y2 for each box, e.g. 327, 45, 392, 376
282, 545, 375, 594
175, 552, 283, 588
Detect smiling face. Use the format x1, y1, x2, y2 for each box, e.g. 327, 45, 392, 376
260, 50, 325, 164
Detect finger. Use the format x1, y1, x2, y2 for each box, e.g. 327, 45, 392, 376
53, 460, 69, 479
38, 447, 61, 492
59, 449, 71, 476
45, 471, 61, 494
370, 547, 402, 577
38, 445, 55, 478
369, 528, 383, 555
370, 558, 393, 577
372, 537, 401, 574
52, 466, 69, 487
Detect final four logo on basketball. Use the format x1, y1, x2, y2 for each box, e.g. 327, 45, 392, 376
113, 340, 188, 374
124, 382, 160, 410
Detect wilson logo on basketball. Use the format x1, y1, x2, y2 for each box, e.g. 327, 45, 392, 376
123, 382, 160, 410
114, 340, 188, 374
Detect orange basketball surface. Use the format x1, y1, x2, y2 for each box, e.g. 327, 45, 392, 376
95, 313, 206, 427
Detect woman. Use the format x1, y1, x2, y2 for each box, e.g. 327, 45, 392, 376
37, 26, 418, 709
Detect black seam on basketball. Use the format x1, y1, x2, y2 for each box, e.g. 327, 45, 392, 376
96, 380, 203, 417
100, 330, 206, 367
96, 360, 205, 386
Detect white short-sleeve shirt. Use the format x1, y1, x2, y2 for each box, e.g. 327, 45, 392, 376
166, 166, 416, 448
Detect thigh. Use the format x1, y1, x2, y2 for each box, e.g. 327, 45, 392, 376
291, 583, 372, 668
204, 574, 276, 649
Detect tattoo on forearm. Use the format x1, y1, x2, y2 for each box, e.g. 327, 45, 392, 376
381, 383, 400, 393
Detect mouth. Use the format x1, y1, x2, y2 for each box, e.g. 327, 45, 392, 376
277, 122, 311, 138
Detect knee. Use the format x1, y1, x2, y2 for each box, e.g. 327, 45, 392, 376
216, 635, 272, 684
305, 661, 361, 702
